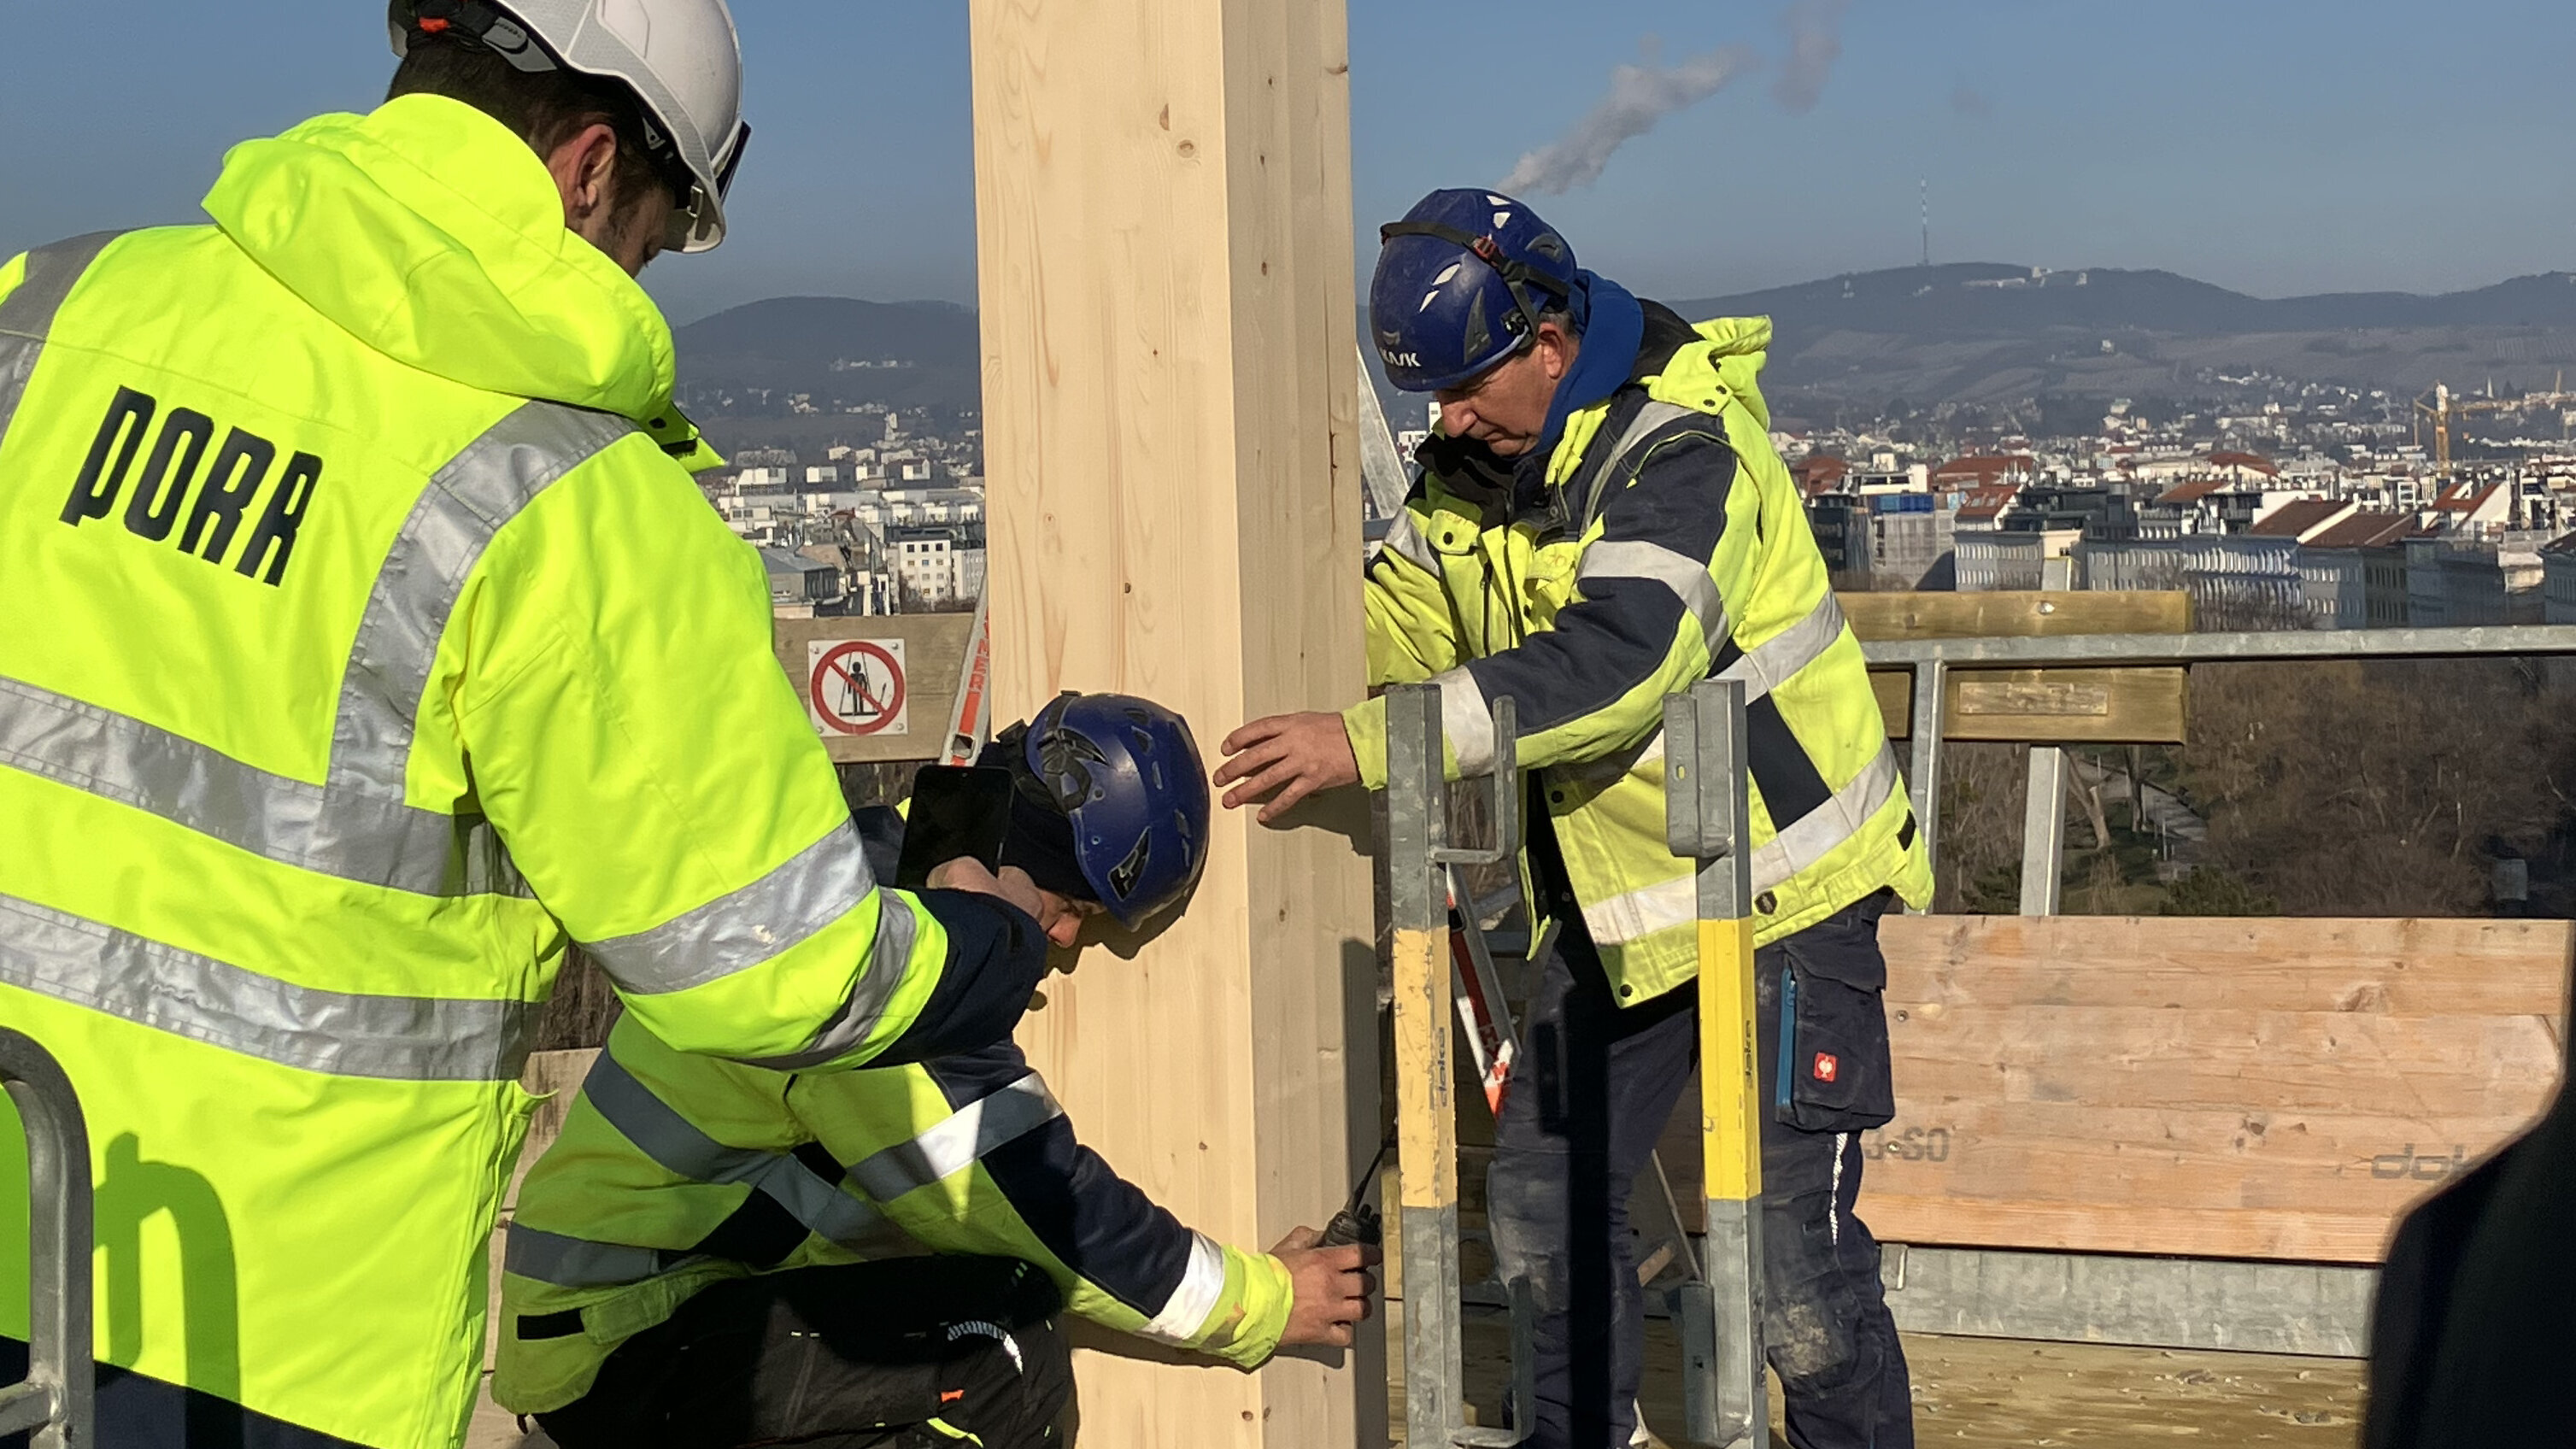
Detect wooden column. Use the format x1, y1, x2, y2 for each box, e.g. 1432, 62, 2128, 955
970, 2, 1377, 1445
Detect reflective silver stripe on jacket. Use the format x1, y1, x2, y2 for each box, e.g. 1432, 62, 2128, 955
1579, 400, 1699, 533
1426, 665, 1498, 777
0, 370, 632, 895
729, 890, 919, 1070
1560, 589, 1855, 789
1576, 739, 1907, 944
581, 820, 877, 996
847, 1072, 1065, 1202
1748, 739, 1904, 894
582, 1049, 894, 1250
0, 891, 537, 1081
0, 232, 124, 441
503, 1225, 672, 1289
1722, 592, 1847, 703
0, 676, 513, 896
1576, 540, 1728, 653
1381, 510, 1440, 572
1136, 1232, 1229, 1346
332, 403, 636, 808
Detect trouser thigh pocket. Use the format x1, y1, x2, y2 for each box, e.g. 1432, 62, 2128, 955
1772, 920, 1896, 1134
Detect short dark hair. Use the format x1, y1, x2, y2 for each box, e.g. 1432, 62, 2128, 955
389, 33, 672, 208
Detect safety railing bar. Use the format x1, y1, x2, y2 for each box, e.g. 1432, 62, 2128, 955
1863, 623, 2576, 669
1, 1027, 93, 1449
0, 1382, 60, 1435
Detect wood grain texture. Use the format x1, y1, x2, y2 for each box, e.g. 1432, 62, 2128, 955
971, 1, 1376, 1442
1871, 667, 2189, 743
1851, 589, 2191, 743
1840, 590, 2192, 642
1655, 916, 2571, 1262
772, 613, 976, 763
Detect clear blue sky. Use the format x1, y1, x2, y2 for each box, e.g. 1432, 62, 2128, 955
6, 2, 2572, 324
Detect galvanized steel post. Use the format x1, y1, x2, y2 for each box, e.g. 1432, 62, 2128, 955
1665, 680, 1768, 1447
1905, 659, 1947, 892
0, 1028, 92, 1449
2019, 747, 2068, 916
1386, 683, 1532, 1446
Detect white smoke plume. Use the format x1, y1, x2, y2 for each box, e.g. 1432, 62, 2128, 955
1499, 40, 1763, 196
1772, 0, 1851, 114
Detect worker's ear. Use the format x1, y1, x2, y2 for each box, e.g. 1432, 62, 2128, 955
544, 122, 624, 232
1534, 320, 1578, 384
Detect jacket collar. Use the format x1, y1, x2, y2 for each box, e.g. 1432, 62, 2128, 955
200, 94, 677, 423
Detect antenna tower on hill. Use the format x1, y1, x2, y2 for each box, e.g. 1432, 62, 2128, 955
1921, 176, 1931, 268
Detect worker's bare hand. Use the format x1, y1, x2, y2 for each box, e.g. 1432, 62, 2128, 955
1215, 713, 1360, 824
1271, 1225, 1379, 1348
927, 858, 1047, 923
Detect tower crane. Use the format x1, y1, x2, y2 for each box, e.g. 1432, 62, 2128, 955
2412, 372, 2576, 478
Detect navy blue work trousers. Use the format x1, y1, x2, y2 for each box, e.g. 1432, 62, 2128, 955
1486, 891, 1912, 1449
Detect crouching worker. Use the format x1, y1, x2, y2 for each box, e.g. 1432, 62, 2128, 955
494, 693, 1379, 1448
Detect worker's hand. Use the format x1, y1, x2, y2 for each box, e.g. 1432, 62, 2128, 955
1215, 713, 1361, 824
1270, 1225, 1379, 1348
926, 858, 1047, 924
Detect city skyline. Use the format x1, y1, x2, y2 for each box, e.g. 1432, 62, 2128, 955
6, 1, 2573, 325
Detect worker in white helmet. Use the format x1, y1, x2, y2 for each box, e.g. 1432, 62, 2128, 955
0, 5, 1052, 1446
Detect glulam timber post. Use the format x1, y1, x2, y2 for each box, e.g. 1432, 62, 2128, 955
968, 1, 1377, 1445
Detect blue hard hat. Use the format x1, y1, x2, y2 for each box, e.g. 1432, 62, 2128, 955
1017, 692, 1211, 929
1370, 189, 1580, 393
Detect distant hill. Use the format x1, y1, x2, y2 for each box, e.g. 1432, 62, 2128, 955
1664, 263, 2576, 414
667, 267, 2576, 442
672, 296, 981, 425
1674, 262, 2576, 338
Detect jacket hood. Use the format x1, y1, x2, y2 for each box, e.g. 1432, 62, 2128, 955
201, 94, 676, 421
1692, 316, 1775, 430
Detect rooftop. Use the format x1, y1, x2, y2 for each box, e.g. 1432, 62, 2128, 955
2246, 498, 2353, 540
2153, 478, 2230, 507
2303, 510, 2424, 549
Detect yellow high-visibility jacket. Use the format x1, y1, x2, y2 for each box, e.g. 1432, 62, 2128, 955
496, 1013, 1294, 1414
0, 97, 1045, 1448
1343, 303, 1931, 1002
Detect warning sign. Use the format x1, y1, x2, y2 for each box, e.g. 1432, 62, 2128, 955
807, 638, 908, 737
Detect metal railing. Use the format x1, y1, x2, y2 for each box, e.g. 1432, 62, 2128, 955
0, 1029, 91, 1449
1863, 623, 2576, 912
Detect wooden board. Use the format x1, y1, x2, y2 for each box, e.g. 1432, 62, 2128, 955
772, 613, 976, 763
971, 1, 1377, 1443
1847, 590, 2192, 744
1871, 667, 2189, 744
1653, 916, 2571, 1263
1841, 590, 2192, 642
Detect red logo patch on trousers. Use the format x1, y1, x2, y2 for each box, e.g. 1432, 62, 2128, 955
1811, 1052, 1840, 1083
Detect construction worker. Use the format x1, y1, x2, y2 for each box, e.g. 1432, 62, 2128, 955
1217, 189, 1933, 1449
494, 692, 1380, 1448
0, 5, 1056, 1446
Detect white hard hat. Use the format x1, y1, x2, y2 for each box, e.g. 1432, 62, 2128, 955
390, 0, 750, 253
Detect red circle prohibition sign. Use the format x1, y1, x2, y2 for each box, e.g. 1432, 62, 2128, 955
810, 640, 907, 736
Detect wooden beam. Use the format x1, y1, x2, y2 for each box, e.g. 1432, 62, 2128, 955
1841, 590, 2192, 641
1656, 916, 2571, 1263
971, 3, 1377, 1445
1846, 589, 2192, 744
1871, 667, 2188, 744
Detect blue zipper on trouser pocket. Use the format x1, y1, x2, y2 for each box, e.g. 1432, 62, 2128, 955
1774, 965, 1798, 1114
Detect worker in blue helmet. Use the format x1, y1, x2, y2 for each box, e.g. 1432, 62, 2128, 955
1220, 190, 1930, 1449
497, 692, 1378, 1447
